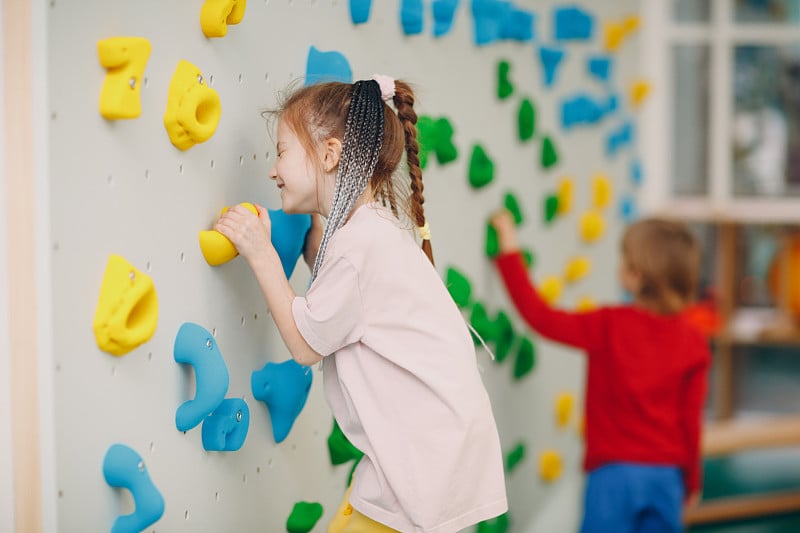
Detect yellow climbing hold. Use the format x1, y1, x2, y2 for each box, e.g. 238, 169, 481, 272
93, 255, 158, 356
565, 256, 591, 283
580, 211, 605, 243
630, 79, 651, 108
97, 37, 152, 120
555, 392, 575, 428
200, 0, 246, 38
576, 296, 597, 312
592, 174, 612, 209
539, 449, 563, 482
540, 276, 563, 305
604, 15, 639, 52
164, 60, 221, 150
557, 178, 574, 215
199, 202, 258, 266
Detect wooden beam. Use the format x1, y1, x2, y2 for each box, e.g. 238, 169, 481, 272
703, 415, 800, 457
685, 490, 800, 525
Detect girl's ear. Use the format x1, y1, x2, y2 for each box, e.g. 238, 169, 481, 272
322, 138, 342, 173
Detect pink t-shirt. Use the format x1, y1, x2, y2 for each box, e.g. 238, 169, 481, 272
292, 203, 507, 533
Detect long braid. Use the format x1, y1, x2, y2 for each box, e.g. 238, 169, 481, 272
393, 81, 434, 265
310, 80, 385, 282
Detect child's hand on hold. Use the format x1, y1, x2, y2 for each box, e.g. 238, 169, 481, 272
489, 209, 519, 253
214, 203, 273, 264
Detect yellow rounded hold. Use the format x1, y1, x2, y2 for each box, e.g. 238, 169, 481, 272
565, 256, 591, 283
576, 296, 597, 312
201, 0, 246, 38
540, 276, 563, 305
592, 174, 612, 210
164, 60, 221, 150
97, 37, 152, 120
580, 211, 605, 243
539, 450, 563, 482
557, 178, 574, 215
555, 392, 575, 428
199, 202, 257, 266
93, 254, 158, 356
630, 80, 651, 108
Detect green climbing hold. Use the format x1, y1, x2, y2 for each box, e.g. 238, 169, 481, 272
327, 419, 363, 465
493, 311, 515, 363
521, 248, 535, 269
517, 98, 535, 142
505, 442, 526, 473
544, 194, 559, 223
513, 336, 536, 380
470, 302, 494, 346
446, 267, 472, 308
286, 501, 324, 533
541, 135, 559, 169
477, 512, 510, 533
417, 115, 436, 169
485, 223, 499, 258
434, 118, 458, 165
504, 192, 524, 225
497, 60, 513, 100
469, 144, 494, 189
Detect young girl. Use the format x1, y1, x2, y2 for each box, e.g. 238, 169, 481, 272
490, 211, 710, 533
215, 77, 507, 532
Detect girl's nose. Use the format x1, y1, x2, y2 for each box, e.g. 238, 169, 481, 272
268, 165, 277, 180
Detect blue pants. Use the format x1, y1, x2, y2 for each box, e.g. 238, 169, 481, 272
580, 463, 684, 533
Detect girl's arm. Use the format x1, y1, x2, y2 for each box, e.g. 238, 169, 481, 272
215, 204, 323, 366
491, 210, 606, 352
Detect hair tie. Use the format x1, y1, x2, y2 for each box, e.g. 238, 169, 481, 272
371, 74, 395, 101
417, 221, 431, 241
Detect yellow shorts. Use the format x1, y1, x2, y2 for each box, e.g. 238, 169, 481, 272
328, 485, 399, 533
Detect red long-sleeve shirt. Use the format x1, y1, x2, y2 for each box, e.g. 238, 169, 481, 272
495, 252, 711, 494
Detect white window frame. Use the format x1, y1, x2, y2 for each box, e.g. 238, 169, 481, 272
641, 0, 800, 222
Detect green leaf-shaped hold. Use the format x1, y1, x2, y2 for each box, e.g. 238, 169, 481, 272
469, 144, 494, 189
486, 223, 499, 258
544, 194, 559, 224
504, 192, 524, 225
513, 336, 536, 380
493, 311, 515, 363
470, 302, 494, 346
505, 442, 526, 473
518, 98, 535, 142
446, 266, 472, 308
541, 135, 559, 169
522, 248, 535, 269
477, 512, 511, 533
434, 118, 458, 165
497, 60, 514, 100
286, 502, 323, 533
417, 115, 436, 169
327, 419, 363, 465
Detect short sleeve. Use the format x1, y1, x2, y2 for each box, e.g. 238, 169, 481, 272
291, 255, 364, 356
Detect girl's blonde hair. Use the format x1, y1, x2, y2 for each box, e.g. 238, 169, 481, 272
621, 218, 700, 314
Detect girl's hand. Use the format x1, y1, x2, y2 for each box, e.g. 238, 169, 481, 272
489, 209, 519, 253
214, 203, 273, 264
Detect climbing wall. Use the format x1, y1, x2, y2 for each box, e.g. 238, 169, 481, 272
45, 1, 643, 531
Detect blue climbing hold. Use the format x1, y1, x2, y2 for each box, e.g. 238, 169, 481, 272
202, 398, 250, 452
269, 209, 312, 279
305, 47, 352, 86
252, 359, 313, 443
103, 444, 165, 533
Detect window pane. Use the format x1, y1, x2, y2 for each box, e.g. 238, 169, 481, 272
674, 0, 711, 23
735, 0, 800, 24
672, 45, 710, 196
732, 45, 800, 197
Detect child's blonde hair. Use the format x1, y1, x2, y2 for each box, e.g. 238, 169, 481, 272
621, 218, 700, 314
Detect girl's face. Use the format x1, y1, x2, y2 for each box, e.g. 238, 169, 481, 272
618, 255, 642, 297
269, 120, 330, 215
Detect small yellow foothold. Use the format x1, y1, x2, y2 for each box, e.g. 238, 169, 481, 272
164, 60, 222, 151
576, 296, 597, 312
201, 0, 246, 38
540, 276, 563, 305
623, 15, 640, 34
592, 174, 612, 210
97, 37, 152, 120
555, 392, 575, 428
557, 178, 574, 215
539, 449, 563, 482
565, 256, 591, 283
199, 202, 258, 266
93, 255, 158, 356
580, 211, 605, 243
630, 80, 651, 108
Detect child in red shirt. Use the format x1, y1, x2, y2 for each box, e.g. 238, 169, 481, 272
490, 212, 711, 533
